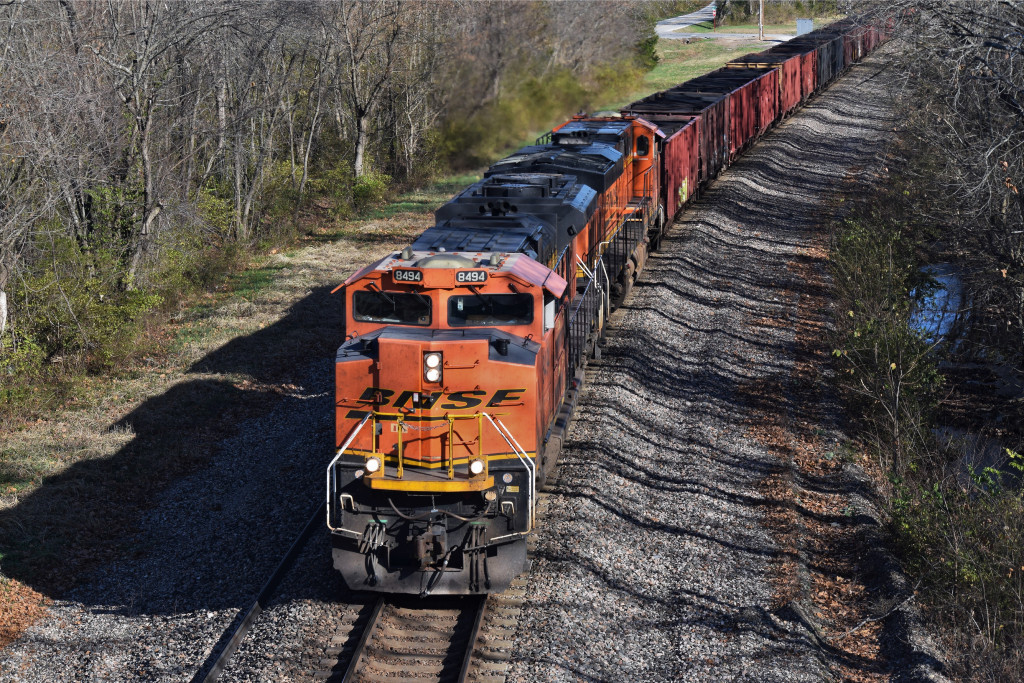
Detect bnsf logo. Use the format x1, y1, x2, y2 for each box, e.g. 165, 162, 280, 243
455, 270, 488, 283
357, 386, 525, 410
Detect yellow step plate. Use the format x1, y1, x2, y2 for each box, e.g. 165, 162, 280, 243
365, 475, 494, 492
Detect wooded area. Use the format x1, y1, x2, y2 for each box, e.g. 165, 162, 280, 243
0, 0, 680, 397
900, 0, 1024, 374
715, 0, 842, 24
830, 3, 1024, 679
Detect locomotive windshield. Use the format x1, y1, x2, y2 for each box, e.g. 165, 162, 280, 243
448, 292, 533, 326
352, 290, 431, 325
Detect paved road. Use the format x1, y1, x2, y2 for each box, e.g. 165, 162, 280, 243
656, 2, 795, 43
655, 1, 717, 38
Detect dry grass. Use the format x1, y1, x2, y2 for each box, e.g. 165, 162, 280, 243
0, 210, 426, 644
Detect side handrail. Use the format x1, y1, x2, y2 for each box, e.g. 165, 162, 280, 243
326, 412, 372, 531
483, 412, 535, 531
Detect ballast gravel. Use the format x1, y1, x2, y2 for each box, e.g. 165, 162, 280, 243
0, 359, 340, 682
0, 47, 901, 683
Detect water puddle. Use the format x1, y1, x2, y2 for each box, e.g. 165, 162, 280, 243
909, 263, 964, 343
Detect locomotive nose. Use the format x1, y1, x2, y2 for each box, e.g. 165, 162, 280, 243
376, 335, 487, 402
373, 334, 489, 465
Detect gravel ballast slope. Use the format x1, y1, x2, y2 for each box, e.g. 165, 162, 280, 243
507, 48, 901, 682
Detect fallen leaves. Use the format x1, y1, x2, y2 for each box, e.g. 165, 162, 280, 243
0, 579, 50, 650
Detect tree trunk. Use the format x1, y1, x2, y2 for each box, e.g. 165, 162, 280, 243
354, 112, 369, 177
295, 84, 323, 216
0, 286, 7, 338
127, 108, 159, 287
0, 244, 12, 337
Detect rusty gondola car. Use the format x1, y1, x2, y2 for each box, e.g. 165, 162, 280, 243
326, 17, 891, 595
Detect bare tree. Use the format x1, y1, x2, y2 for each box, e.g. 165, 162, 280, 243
891, 1, 1024, 368
331, 0, 403, 178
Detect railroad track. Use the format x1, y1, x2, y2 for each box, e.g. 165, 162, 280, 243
316, 578, 528, 683
314, 469, 556, 683
193, 431, 554, 682
191, 505, 534, 683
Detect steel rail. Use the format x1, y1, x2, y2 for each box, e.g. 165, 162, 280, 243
338, 596, 386, 683
456, 596, 489, 682
332, 595, 486, 683
191, 501, 326, 683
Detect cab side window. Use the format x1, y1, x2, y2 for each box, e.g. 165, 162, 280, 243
635, 135, 650, 158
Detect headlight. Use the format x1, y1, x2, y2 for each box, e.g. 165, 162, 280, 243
469, 458, 485, 475
365, 457, 381, 473
423, 352, 443, 384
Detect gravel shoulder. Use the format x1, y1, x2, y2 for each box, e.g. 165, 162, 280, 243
0, 44, 941, 683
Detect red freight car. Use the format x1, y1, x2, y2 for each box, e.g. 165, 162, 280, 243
726, 53, 803, 117
624, 90, 728, 185
641, 115, 699, 221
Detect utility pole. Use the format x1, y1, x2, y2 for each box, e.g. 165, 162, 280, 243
758, 0, 764, 40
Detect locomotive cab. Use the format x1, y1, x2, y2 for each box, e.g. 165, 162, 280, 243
328, 249, 567, 595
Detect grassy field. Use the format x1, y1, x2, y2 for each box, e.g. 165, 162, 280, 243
602, 37, 770, 111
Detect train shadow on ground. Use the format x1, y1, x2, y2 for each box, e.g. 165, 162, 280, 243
0, 282, 348, 614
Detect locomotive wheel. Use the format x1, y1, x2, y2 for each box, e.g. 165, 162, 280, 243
610, 260, 636, 309
538, 435, 561, 491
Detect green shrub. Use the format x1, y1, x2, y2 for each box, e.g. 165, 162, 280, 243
635, 34, 660, 70
11, 236, 162, 373
894, 454, 1024, 679
438, 62, 644, 170
0, 328, 47, 403
830, 155, 1024, 678
196, 184, 236, 237
829, 214, 942, 470
352, 172, 392, 212
308, 166, 357, 218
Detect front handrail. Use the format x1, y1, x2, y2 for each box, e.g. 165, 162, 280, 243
483, 412, 535, 531
357, 410, 491, 480
327, 410, 536, 535
326, 412, 372, 531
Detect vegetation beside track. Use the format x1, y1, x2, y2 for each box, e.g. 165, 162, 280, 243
829, 148, 1024, 682
827, 5, 1024, 675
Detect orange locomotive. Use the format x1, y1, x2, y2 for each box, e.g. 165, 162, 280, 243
327, 116, 662, 595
